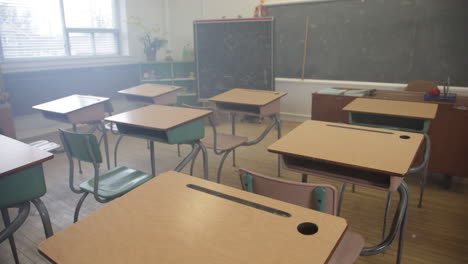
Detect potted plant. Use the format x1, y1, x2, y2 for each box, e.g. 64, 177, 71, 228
128, 16, 168, 62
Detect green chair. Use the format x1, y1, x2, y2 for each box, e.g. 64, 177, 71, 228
59, 129, 154, 223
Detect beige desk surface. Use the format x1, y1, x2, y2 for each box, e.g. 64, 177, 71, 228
343, 98, 438, 119
38, 171, 347, 264
118, 83, 182, 98
0, 135, 53, 177
209, 88, 287, 106
268, 120, 424, 176
32, 95, 109, 114
105, 105, 212, 131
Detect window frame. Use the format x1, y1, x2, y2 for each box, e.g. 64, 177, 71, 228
0, 0, 123, 61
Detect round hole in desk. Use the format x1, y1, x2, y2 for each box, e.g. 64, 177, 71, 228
297, 222, 318, 235
400, 135, 411, 139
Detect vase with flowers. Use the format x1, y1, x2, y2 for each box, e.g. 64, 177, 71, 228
128, 16, 168, 62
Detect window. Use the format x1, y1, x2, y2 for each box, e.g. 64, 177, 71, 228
0, 0, 121, 60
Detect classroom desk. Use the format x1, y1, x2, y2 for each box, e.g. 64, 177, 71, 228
0, 135, 54, 241
312, 90, 468, 180
33, 94, 111, 169
105, 105, 212, 178
343, 98, 437, 208
268, 120, 422, 263
209, 88, 287, 176
118, 83, 182, 105
38, 171, 347, 264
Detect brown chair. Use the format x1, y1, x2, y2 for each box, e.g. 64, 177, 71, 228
405, 80, 438, 92
239, 168, 364, 264
184, 104, 248, 183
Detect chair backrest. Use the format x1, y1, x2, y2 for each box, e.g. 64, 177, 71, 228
238, 169, 338, 215
405, 80, 438, 92
59, 129, 102, 164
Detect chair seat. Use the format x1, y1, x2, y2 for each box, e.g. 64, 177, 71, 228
328, 231, 365, 264
80, 166, 153, 199
201, 133, 248, 151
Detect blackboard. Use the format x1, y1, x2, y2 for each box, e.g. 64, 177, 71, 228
194, 18, 274, 99
268, 0, 468, 86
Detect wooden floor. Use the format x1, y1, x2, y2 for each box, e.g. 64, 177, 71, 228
1, 119, 467, 264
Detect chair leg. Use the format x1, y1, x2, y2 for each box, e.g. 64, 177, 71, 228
217, 150, 233, 183
352, 184, 356, 193
301, 174, 308, 183
382, 192, 393, 241
231, 113, 236, 167
177, 144, 181, 157
30, 198, 54, 238
114, 135, 125, 167
74, 193, 89, 223
101, 122, 110, 170
337, 183, 346, 216
1, 209, 20, 264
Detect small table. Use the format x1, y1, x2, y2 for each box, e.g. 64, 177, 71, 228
209, 88, 287, 176
118, 83, 182, 105
343, 98, 438, 208
268, 120, 424, 264
38, 171, 347, 264
0, 135, 54, 253
33, 95, 111, 169
105, 105, 212, 178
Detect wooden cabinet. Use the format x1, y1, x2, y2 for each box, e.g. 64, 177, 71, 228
312, 91, 468, 178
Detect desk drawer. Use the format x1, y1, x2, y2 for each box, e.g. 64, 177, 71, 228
0, 164, 46, 208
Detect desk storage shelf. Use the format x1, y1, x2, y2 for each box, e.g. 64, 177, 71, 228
348, 112, 430, 133
115, 118, 205, 145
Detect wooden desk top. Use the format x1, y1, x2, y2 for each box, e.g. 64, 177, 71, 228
33, 95, 109, 114
209, 88, 287, 106
268, 120, 423, 176
343, 98, 438, 119
118, 84, 182, 98
0, 135, 53, 177
105, 105, 212, 131
38, 171, 347, 264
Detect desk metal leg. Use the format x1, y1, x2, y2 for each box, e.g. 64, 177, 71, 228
361, 182, 409, 264
1, 209, 19, 264
100, 122, 110, 170
189, 146, 201, 176
150, 141, 156, 176
277, 115, 282, 177
200, 142, 209, 180
217, 150, 233, 183
418, 164, 428, 208
72, 124, 83, 174
337, 183, 346, 216
31, 198, 53, 238
382, 192, 393, 240
231, 113, 236, 167
0, 203, 30, 264
114, 135, 125, 167
175, 142, 209, 180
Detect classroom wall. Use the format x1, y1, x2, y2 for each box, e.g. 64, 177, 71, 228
166, 0, 468, 122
